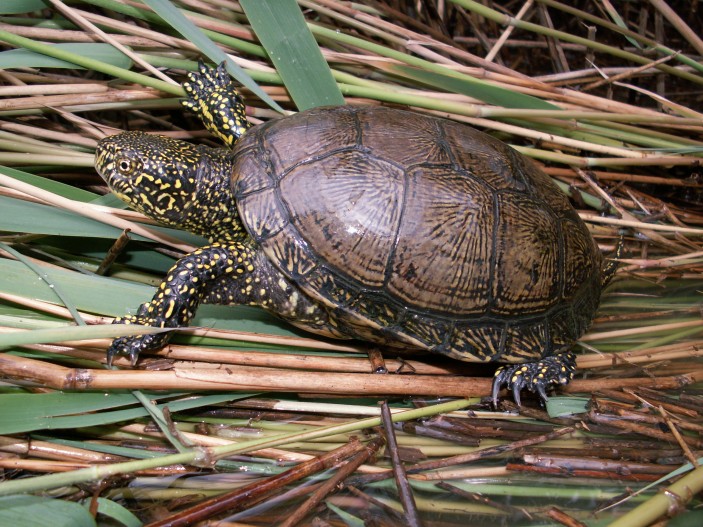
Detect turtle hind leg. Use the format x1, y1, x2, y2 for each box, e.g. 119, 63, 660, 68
491, 351, 577, 407
181, 61, 250, 147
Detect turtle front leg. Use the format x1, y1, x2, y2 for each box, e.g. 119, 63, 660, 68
181, 61, 250, 148
108, 242, 340, 366
108, 242, 257, 365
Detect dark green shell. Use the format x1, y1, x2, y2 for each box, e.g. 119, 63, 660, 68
231, 106, 603, 363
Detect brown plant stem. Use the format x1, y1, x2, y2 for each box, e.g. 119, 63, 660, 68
381, 401, 423, 527
1, 353, 700, 397
278, 437, 384, 527
143, 438, 375, 527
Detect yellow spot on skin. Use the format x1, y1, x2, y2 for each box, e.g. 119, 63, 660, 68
164, 300, 176, 319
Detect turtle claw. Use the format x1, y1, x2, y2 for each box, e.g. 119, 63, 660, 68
106, 341, 140, 368
106, 332, 172, 367
106, 315, 173, 368
491, 352, 577, 408
512, 383, 523, 408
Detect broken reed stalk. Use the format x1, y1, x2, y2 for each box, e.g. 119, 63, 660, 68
347, 426, 576, 486
588, 410, 703, 449
380, 401, 422, 527
0, 458, 188, 477
142, 438, 381, 527
509, 454, 673, 482
347, 485, 407, 522
607, 464, 703, 527
437, 481, 535, 521
277, 438, 384, 527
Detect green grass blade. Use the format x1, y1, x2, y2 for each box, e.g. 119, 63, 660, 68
452, 0, 703, 82
0, 495, 96, 527
241, 0, 344, 110
0, 1, 48, 15
142, 0, 283, 111
327, 502, 365, 527
0, 392, 249, 434
0, 43, 132, 69
0, 28, 179, 94
0, 324, 169, 348
0, 195, 139, 239
388, 63, 558, 110
598, 0, 643, 50
0, 166, 98, 202
0, 258, 300, 336
0, 398, 473, 496
310, 23, 553, 109
87, 498, 141, 527
0, 192, 206, 246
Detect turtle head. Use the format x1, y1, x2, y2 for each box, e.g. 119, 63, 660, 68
95, 131, 242, 241
95, 131, 200, 222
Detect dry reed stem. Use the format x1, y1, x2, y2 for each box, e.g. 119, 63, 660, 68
0, 435, 124, 463
0, 173, 192, 250
0, 458, 190, 476
142, 438, 381, 527
1, 352, 700, 397
116, 422, 388, 473
277, 440, 383, 527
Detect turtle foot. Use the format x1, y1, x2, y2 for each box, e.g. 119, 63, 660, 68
182, 61, 250, 146
106, 315, 173, 368
491, 351, 577, 407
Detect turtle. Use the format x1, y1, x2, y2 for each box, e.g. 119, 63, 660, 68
94, 62, 617, 405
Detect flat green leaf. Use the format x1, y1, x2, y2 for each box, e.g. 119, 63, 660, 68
0, 0, 49, 15
668, 510, 703, 527
0, 257, 300, 335
0, 495, 95, 527
142, 0, 283, 111
0, 324, 170, 348
90, 193, 129, 207
84, 498, 142, 527
42, 236, 177, 275
0, 194, 206, 247
599, 1, 643, 50
0, 28, 178, 94
0, 166, 98, 202
545, 396, 589, 417
0, 392, 248, 434
0, 195, 126, 238
241, 0, 344, 110
0, 43, 132, 69
327, 502, 365, 527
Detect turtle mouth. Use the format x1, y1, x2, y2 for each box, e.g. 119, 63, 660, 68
95, 137, 125, 184
93, 140, 113, 184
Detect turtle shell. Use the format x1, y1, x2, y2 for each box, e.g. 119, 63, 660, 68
231, 106, 603, 364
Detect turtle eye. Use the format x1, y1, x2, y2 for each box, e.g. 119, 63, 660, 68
116, 157, 136, 175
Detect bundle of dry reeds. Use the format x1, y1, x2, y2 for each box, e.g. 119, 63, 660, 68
0, 1, 701, 525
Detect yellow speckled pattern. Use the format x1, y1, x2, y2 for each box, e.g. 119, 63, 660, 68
181, 62, 250, 147
95, 130, 243, 244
